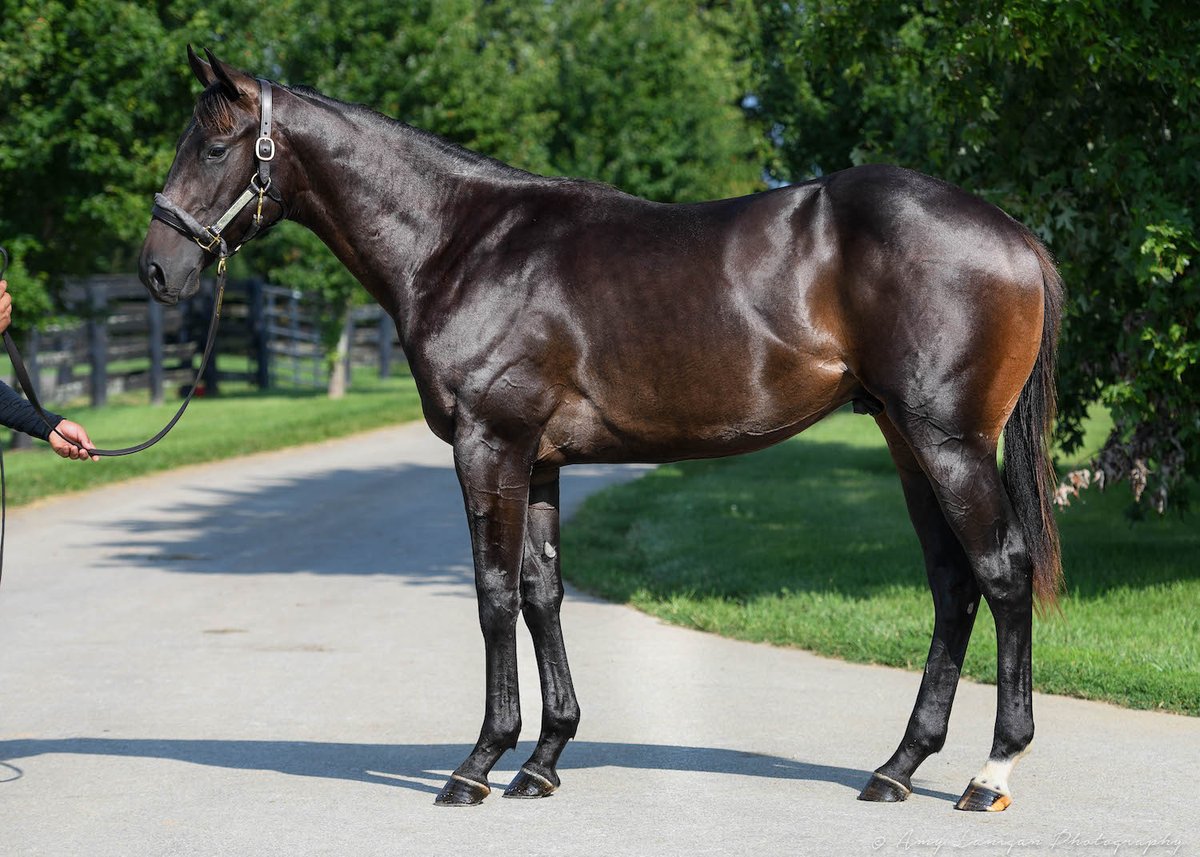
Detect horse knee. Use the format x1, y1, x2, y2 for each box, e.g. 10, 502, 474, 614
477, 585, 521, 633
972, 526, 1034, 610
544, 701, 581, 739
520, 568, 564, 618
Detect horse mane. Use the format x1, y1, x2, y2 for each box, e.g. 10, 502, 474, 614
287, 84, 552, 184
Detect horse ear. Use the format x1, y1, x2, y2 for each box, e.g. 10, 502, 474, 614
187, 44, 216, 88
203, 48, 254, 101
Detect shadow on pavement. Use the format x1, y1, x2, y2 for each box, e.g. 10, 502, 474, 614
0, 737, 957, 801
85, 460, 642, 581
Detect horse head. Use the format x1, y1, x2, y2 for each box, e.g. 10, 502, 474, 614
138, 47, 287, 304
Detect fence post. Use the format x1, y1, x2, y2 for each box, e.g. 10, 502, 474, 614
10, 330, 37, 450
249, 279, 270, 389
148, 297, 165, 405
343, 312, 354, 391
200, 281, 220, 395
378, 309, 393, 379
88, 281, 108, 408
289, 289, 301, 386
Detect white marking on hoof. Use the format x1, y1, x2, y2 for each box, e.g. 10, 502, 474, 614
543, 541, 557, 559
971, 743, 1032, 796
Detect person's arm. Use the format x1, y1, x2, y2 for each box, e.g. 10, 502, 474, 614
0, 278, 11, 334
0, 280, 98, 461
0, 380, 61, 440
0, 382, 98, 461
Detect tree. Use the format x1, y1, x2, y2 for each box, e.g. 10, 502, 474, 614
0, 1, 190, 329
753, 0, 1200, 510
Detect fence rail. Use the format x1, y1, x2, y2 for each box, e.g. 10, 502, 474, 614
5, 276, 405, 445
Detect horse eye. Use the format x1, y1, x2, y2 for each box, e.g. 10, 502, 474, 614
205, 145, 228, 160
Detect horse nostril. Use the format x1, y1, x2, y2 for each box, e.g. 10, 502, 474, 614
149, 263, 166, 292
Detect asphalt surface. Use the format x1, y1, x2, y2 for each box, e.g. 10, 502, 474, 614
1, 422, 1195, 856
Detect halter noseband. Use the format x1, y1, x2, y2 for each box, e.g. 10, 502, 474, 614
151, 78, 281, 272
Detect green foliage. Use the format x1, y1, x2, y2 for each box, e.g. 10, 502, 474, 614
0, 1, 191, 328
753, 0, 1200, 507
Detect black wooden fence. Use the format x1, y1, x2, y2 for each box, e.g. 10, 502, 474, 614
4, 275, 404, 424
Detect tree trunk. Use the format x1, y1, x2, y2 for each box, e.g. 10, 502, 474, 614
326, 312, 351, 400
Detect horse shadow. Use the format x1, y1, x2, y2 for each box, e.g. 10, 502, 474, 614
0, 737, 958, 801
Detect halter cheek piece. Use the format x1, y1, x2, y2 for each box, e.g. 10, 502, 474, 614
151, 78, 282, 274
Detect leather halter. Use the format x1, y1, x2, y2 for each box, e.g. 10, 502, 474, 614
151, 78, 281, 272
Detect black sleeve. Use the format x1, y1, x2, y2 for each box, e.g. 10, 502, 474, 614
0, 381, 62, 441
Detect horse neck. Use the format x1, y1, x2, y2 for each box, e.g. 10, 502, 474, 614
277, 88, 513, 339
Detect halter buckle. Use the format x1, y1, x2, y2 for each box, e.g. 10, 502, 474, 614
195, 229, 221, 252
255, 136, 276, 161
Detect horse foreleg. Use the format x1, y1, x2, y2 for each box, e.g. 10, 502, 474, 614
435, 427, 533, 806
504, 469, 581, 798
859, 415, 981, 803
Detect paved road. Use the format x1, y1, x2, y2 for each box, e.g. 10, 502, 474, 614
1, 423, 1195, 856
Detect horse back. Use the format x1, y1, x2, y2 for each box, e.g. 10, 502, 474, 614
410, 165, 1044, 462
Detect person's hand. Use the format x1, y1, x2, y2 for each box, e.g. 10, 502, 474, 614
0, 280, 11, 335
49, 419, 99, 462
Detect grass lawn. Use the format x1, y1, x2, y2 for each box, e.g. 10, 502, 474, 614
562, 408, 1200, 716
2, 365, 424, 508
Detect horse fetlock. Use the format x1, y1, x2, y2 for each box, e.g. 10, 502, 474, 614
543, 705, 581, 739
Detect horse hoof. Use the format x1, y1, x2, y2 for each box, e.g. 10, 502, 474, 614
955, 781, 1011, 812
434, 774, 491, 806
503, 767, 559, 798
857, 772, 912, 802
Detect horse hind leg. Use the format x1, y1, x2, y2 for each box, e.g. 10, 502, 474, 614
503, 469, 581, 799
886, 409, 1035, 812
858, 414, 982, 804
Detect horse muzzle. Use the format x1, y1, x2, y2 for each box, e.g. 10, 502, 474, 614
138, 227, 204, 306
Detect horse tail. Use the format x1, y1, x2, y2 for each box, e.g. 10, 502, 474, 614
1003, 230, 1064, 610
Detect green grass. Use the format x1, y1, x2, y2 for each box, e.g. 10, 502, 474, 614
3, 365, 424, 508
562, 409, 1200, 715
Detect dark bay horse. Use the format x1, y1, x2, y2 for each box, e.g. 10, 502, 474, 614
139, 49, 1063, 812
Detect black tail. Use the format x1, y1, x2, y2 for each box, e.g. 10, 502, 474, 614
1003, 231, 1064, 610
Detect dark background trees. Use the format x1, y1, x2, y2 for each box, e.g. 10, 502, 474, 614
752, 0, 1199, 507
